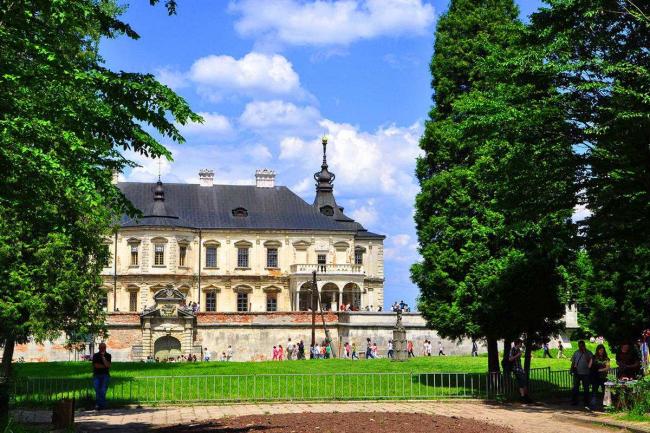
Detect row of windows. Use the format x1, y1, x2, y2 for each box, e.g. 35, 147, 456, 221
204, 292, 277, 313
126, 246, 362, 268
101, 291, 277, 313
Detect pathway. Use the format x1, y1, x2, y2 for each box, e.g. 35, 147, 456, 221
13, 401, 633, 432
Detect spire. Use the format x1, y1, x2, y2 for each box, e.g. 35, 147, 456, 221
312, 137, 353, 222
153, 179, 165, 202
314, 136, 335, 192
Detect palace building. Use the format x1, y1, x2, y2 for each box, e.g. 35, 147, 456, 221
101, 138, 385, 316
5, 138, 579, 362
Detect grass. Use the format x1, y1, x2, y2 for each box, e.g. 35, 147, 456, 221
9, 355, 581, 408
13, 355, 579, 379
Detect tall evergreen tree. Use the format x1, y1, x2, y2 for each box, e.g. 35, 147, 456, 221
531, 0, 650, 344
412, 0, 522, 374
414, 0, 579, 375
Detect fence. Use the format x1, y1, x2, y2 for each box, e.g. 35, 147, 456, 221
11, 368, 614, 407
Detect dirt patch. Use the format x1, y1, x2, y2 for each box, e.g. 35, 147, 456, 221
153, 411, 515, 433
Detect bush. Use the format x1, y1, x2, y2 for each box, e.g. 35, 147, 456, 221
630, 376, 650, 416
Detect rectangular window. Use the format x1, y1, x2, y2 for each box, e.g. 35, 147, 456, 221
179, 246, 187, 267
266, 293, 277, 312
206, 291, 216, 312
129, 291, 138, 312
154, 244, 165, 266
354, 249, 363, 265
266, 248, 278, 268
130, 245, 139, 266
317, 254, 326, 265
206, 246, 217, 268
237, 248, 249, 268
237, 292, 248, 312
100, 293, 108, 312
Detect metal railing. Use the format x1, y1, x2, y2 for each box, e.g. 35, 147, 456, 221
11, 367, 618, 407
290, 264, 364, 275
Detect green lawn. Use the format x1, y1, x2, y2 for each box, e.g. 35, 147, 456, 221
13, 355, 578, 379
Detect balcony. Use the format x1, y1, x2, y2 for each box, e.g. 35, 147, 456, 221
290, 263, 364, 275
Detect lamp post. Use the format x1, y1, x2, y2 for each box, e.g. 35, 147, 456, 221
310, 270, 317, 353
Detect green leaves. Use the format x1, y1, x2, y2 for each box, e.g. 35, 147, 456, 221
413, 0, 576, 357
0, 1, 198, 355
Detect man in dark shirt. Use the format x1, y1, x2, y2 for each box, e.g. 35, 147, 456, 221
92, 343, 112, 410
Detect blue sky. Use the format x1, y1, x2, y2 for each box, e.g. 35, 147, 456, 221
103, 0, 544, 309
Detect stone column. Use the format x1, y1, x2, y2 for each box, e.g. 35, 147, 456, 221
392, 310, 407, 362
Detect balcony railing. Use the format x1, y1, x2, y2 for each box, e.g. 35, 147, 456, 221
290, 263, 364, 275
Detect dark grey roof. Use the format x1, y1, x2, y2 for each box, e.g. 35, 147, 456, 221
118, 182, 384, 239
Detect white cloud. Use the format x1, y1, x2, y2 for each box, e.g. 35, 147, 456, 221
230, 0, 435, 46
156, 67, 188, 90
121, 150, 176, 183
280, 119, 423, 201
189, 52, 301, 98
179, 112, 232, 135
349, 200, 378, 226
240, 100, 321, 130
384, 233, 419, 262
279, 136, 307, 159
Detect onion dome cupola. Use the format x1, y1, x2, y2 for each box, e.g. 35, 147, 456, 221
313, 137, 353, 222
135, 177, 190, 227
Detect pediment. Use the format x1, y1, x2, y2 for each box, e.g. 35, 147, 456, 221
153, 287, 186, 302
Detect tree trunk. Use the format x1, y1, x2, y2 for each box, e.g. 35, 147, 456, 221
486, 337, 500, 394
523, 335, 533, 377
502, 338, 512, 364
0, 338, 15, 427
487, 337, 500, 374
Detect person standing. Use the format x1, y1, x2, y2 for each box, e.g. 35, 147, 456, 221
471, 340, 478, 357
204, 347, 211, 362
571, 340, 593, 408
590, 344, 610, 407
351, 342, 359, 360
557, 339, 566, 359
616, 342, 641, 379
226, 345, 233, 361
542, 342, 552, 358
286, 338, 295, 360
438, 341, 446, 356
297, 340, 305, 360
387, 340, 394, 359
365, 338, 372, 359
407, 340, 414, 358
278, 344, 284, 361
509, 339, 532, 403
92, 342, 112, 410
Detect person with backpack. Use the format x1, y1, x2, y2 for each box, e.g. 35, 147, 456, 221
571, 340, 593, 409
509, 339, 532, 404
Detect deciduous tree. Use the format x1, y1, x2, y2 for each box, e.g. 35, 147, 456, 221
0, 0, 199, 421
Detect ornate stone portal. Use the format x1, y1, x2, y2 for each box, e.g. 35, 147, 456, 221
141, 286, 198, 360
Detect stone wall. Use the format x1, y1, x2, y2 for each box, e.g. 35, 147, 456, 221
1, 312, 522, 362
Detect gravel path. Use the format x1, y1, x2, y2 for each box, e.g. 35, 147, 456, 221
13, 401, 626, 433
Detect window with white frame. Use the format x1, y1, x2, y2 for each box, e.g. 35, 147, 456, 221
206, 246, 217, 268
130, 245, 139, 266
354, 248, 363, 265
237, 247, 249, 268
266, 248, 278, 268
154, 244, 165, 266
266, 293, 277, 312
129, 291, 138, 312
179, 245, 187, 267
237, 292, 248, 312
205, 291, 216, 312
99, 292, 109, 311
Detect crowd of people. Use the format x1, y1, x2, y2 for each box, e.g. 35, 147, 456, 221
390, 300, 412, 313
502, 337, 645, 408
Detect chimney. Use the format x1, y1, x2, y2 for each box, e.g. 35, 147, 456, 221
199, 169, 214, 187
255, 169, 276, 188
